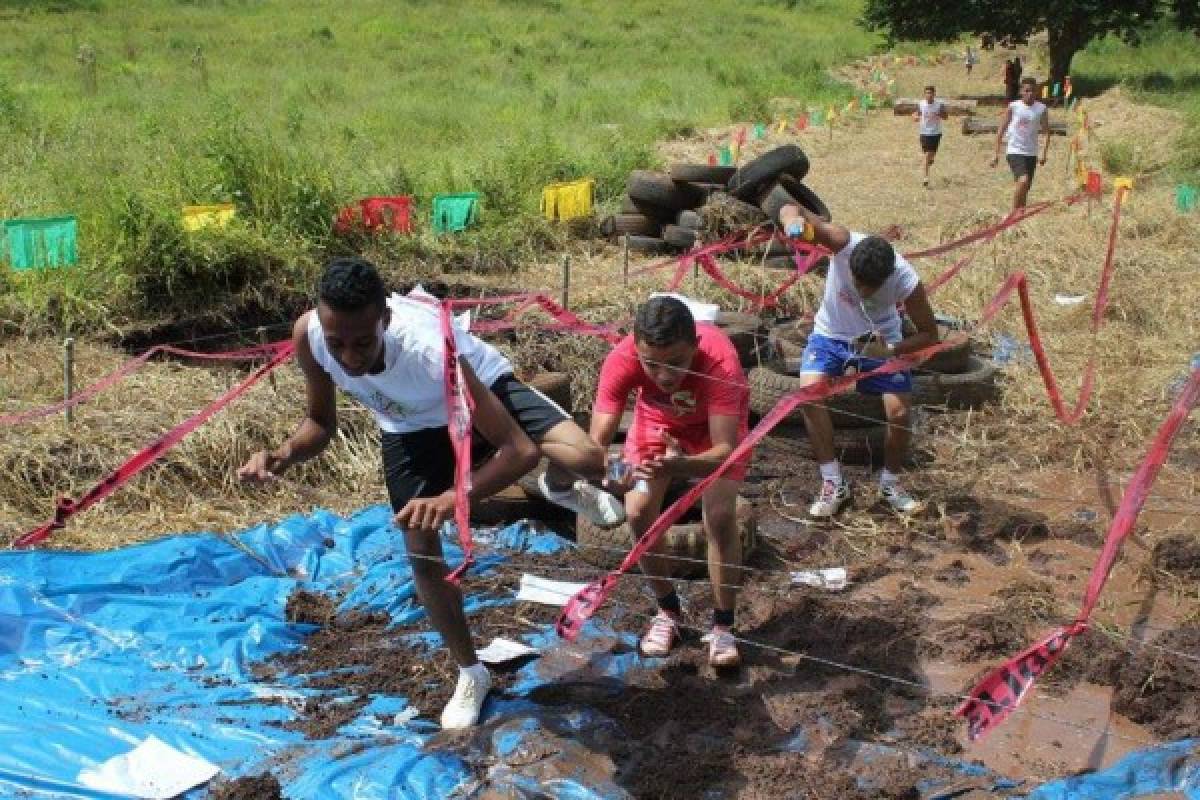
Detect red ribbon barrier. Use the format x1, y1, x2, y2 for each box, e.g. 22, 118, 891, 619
558, 203, 1130, 640
13, 342, 295, 548
903, 195, 1080, 260
0, 342, 288, 426
452, 292, 623, 344
438, 303, 476, 584
955, 365, 1199, 740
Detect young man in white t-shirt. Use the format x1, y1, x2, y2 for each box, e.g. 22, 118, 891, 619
778, 205, 939, 518
912, 85, 948, 188
237, 258, 623, 729
991, 76, 1051, 211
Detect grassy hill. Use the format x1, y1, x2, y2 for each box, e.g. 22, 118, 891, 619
0, 0, 879, 333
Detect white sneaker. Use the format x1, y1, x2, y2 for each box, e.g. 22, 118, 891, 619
881, 483, 923, 514
538, 473, 626, 528
808, 479, 851, 519
440, 664, 492, 730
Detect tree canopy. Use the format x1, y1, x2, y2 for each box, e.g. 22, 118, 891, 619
860, 0, 1200, 86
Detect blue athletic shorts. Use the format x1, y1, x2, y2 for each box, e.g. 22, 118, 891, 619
798, 332, 913, 395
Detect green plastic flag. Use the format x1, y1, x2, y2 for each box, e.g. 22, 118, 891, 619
752, 123, 766, 140
810, 109, 825, 127
3, 216, 78, 270
431, 192, 480, 233
1177, 184, 1197, 213
718, 145, 733, 166
1052, 82, 1061, 97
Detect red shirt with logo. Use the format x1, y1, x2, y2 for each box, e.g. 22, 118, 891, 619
595, 324, 750, 476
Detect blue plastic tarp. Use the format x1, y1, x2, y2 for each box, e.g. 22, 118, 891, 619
1, 505, 1196, 799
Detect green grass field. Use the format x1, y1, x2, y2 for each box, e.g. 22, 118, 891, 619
1071, 21, 1200, 178
0, 0, 879, 332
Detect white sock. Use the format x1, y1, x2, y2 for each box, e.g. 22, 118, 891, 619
819, 461, 842, 483
879, 468, 899, 488
460, 662, 488, 682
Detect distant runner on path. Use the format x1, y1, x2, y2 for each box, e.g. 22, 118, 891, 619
991, 76, 1051, 211
237, 257, 623, 730
912, 84, 948, 188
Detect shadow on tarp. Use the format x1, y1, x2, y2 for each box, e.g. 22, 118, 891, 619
0, 505, 1195, 799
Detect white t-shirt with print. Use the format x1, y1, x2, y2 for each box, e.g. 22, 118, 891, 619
1005, 100, 1047, 156
813, 232, 921, 344
918, 99, 945, 136
306, 291, 512, 434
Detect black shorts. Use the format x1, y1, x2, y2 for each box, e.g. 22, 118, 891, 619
380, 373, 570, 510
1007, 154, 1038, 179
919, 134, 942, 153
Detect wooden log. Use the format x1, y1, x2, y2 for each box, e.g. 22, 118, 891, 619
961, 117, 1068, 136
959, 94, 1011, 107
892, 97, 978, 116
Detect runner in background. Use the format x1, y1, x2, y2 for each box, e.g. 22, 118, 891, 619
913, 85, 948, 188
991, 76, 1051, 211
237, 258, 623, 729
964, 45, 977, 77
777, 206, 938, 520
588, 295, 751, 668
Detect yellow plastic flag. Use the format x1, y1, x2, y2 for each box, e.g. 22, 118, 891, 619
776, 118, 788, 135
540, 178, 595, 221
828, 105, 837, 120
1113, 176, 1134, 194
1041, 84, 1048, 99
730, 141, 741, 163
182, 203, 236, 232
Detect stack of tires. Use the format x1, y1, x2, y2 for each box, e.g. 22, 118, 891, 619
600, 146, 830, 260
745, 319, 998, 464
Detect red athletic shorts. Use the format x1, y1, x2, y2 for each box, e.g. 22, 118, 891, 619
623, 407, 751, 482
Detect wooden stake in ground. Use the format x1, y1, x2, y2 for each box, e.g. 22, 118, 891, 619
622, 235, 629, 287
63, 337, 75, 429
561, 254, 570, 311
259, 327, 277, 392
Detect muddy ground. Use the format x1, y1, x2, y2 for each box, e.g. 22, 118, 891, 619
233, 424, 1199, 799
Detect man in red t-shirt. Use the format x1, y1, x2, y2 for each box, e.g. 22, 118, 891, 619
589, 295, 750, 667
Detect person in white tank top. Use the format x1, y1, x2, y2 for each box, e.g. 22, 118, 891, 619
990, 77, 1051, 211
236, 258, 623, 730
912, 85, 948, 188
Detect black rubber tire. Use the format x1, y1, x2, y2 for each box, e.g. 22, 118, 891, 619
911, 355, 999, 409
620, 194, 677, 221
727, 145, 811, 200
899, 320, 972, 375
527, 371, 572, 412
602, 213, 661, 237
676, 209, 704, 230
627, 170, 705, 211
669, 163, 737, 184
747, 361, 887, 429
576, 494, 757, 579
758, 176, 833, 225
716, 311, 765, 368
625, 235, 671, 254
765, 320, 812, 361
767, 421, 891, 466
764, 255, 797, 270
765, 237, 791, 257
662, 224, 698, 250
779, 175, 832, 222
473, 484, 541, 526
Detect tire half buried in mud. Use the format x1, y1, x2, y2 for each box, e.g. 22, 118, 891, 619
576, 494, 757, 579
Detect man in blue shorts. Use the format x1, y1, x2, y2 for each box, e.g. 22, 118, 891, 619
777, 204, 939, 518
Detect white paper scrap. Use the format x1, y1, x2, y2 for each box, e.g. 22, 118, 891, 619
516, 574, 587, 607
77, 736, 220, 799
1053, 293, 1087, 306
790, 567, 849, 591
477, 637, 541, 664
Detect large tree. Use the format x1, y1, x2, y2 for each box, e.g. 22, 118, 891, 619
860, 0, 1200, 88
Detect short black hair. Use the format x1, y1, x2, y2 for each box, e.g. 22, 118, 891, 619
848, 236, 896, 289
318, 257, 386, 313
634, 296, 697, 347
1021, 76, 1037, 89
924, 85, 935, 92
